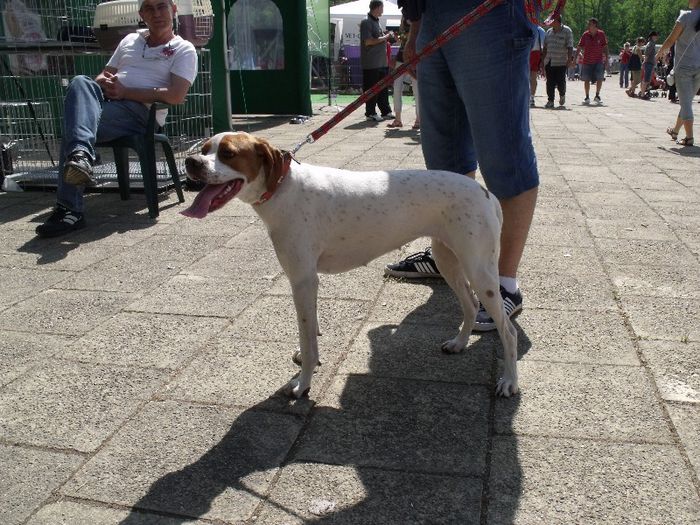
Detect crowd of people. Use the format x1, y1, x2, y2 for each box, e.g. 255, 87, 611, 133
526, 5, 699, 148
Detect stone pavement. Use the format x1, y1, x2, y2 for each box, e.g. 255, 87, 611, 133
1, 83, 699, 524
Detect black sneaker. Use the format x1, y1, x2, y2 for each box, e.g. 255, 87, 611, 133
63, 151, 95, 186
594, 95, 602, 104
472, 286, 523, 332
384, 247, 442, 278
35, 204, 86, 238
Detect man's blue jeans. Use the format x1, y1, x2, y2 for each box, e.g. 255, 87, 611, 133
416, 0, 538, 199
57, 75, 149, 212
619, 63, 629, 87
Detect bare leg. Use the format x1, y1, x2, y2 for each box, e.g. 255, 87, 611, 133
498, 186, 538, 278
682, 118, 694, 139
595, 79, 603, 97
584, 80, 591, 98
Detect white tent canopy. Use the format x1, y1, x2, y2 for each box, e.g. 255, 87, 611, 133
330, 0, 402, 47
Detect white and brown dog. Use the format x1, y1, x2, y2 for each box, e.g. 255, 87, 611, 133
182, 132, 518, 398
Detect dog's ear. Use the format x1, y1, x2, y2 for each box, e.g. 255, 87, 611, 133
254, 137, 284, 192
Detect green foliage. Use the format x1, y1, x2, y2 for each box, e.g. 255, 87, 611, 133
558, 0, 688, 51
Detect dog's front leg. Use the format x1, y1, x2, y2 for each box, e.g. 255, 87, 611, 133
283, 274, 320, 398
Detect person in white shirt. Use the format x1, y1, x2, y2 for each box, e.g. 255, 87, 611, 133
37, 0, 198, 238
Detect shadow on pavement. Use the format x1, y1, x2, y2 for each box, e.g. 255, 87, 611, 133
118, 282, 527, 524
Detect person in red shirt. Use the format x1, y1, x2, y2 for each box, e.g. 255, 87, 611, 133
619, 42, 632, 88
574, 18, 609, 104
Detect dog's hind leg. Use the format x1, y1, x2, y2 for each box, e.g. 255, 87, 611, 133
469, 267, 519, 397
431, 239, 479, 354
283, 272, 320, 398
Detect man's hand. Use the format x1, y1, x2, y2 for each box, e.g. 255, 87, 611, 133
102, 75, 127, 100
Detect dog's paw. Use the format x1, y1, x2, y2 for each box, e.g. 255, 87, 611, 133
441, 338, 466, 354
282, 378, 311, 399
495, 376, 519, 398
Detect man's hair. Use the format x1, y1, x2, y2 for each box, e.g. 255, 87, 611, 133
369, 0, 383, 11
637, 36, 645, 42
624, 42, 630, 47
648, 31, 658, 38
588, 18, 599, 27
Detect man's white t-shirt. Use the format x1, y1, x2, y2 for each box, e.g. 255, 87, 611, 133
106, 29, 198, 126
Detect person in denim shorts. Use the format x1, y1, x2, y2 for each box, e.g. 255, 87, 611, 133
386, 0, 538, 331
575, 18, 609, 104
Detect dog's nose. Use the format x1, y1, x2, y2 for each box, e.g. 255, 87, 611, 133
185, 156, 201, 171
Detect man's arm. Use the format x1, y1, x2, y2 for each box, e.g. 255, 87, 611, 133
100, 72, 192, 105
364, 32, 393, 47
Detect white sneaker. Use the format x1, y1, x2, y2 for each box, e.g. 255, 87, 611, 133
583, 97, 590, 105
381, 113, 396, 120
366, 114, 382, 122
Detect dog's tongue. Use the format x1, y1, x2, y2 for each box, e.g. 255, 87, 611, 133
180, 184, 225, 219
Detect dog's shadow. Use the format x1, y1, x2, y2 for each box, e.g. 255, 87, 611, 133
119, 281, 527, 524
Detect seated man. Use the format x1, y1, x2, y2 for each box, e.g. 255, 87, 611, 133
36, 0, 197, 238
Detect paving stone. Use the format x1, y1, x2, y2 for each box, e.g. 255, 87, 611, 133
488, 436, 700, 525
586, 217, 677, 241
622, 295, 700, 342
0, 360, 167, 452
65, 312, 228, 369
339, 322, 493, 384
595, 238, 698, 267
294, 375, 491, 475
576, 190, 647, 208
526, 222, 593, 247
0, 331, 70, 388
255, 462, 482, 525
224, 223, 274, 250
268, 264, 386, 301
27, 501, 212, 525
161, 337, 321, 414
181, 247, 282, 279
494, 361, 671, 442
639, 340, 700, 403
0, 445, 83, 525
126, 274, 273, 318
53, 246, 186, 293
519, 268, 617, 311
0, 289, 135, 336
0, 242, 123, 271
157, 214, 253, 238
62, 400, 302, 522
369, 280, 462, 326
608, 263, 700, 299
231, 295, 369, 348
0, 266, 68, 309
667, 404, 700, 481
516, 309, 639, 365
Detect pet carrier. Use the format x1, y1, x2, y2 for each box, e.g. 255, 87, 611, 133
92, 0, 213, 51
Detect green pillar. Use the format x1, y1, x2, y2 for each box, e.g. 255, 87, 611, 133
210, 0, 232, 132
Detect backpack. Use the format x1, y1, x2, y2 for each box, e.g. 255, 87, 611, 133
629, 48, 641, 69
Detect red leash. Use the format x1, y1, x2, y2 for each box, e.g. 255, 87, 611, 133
292, 0, 506, 154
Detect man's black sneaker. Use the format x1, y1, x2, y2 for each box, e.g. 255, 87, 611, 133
35, 204, 86, 238
472, 286, 523, 332
384, 247, 442, 278
63, 151, 95, 186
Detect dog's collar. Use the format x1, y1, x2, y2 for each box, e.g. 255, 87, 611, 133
253, 151, 296, 205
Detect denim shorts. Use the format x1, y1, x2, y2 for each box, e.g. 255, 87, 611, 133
642, 62, 654, 83
416, 0, 538, 199
580, 62, 605, 82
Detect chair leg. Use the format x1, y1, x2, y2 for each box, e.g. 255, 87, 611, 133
113, 147, 131, 201
160, 140, 184, 203
136, 143, 159, 219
